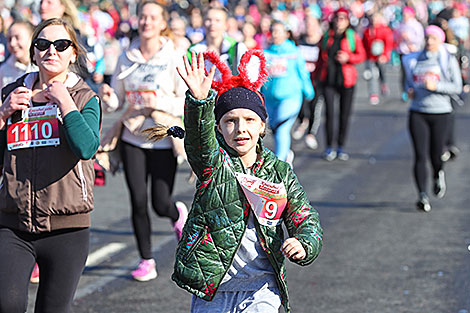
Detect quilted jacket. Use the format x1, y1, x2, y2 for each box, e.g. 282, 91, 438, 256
172, 90, 323, 312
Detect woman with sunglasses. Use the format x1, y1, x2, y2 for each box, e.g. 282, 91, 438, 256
99, 1, 187, 282
0, 18, 101, 313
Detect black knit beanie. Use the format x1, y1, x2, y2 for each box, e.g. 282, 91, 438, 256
215, 87, 267, 123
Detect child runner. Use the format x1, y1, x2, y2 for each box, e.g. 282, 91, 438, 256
162, 50, 323, 312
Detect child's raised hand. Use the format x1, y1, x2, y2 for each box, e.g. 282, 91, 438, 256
177, 51, 216, 100
281, 238, 306, 260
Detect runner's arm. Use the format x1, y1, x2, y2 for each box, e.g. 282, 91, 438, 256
283, 166, 323, 266
62, 96, 101, 160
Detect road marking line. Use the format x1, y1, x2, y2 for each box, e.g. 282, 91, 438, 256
75, 236, 174, 300
85, 242, 127, 267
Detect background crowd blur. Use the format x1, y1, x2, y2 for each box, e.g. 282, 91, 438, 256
0, 0, 468, 83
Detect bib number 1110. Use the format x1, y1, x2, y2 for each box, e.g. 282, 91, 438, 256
10, 121, 53, 142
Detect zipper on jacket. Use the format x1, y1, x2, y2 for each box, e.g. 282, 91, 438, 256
184, 225, 208, 261
77, 161, 87, 201
30, 147, 37, 232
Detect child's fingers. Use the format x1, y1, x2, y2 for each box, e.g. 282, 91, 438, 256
191, 51, 197, 72
176, 66, 187, 81
281, 238, 306, 259
208, 65, 216, 80
183, 55, 192, 75
291, 249, 306, 260
197, 52, 204, 71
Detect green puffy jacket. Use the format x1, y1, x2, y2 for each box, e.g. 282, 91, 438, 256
172, 90, 323, 312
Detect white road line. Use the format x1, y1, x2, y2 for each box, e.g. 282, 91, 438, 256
85, 242, 127, 267
75, 236, 174, 300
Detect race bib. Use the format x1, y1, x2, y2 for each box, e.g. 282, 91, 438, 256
126, 90, 157, 109
412, 63, 441, 86
371, 39, 385, 56
235, 172, 287, 226
7, 105, 60, 151
267, 57, 288, 77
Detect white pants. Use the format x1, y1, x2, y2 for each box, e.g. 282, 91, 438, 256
190, 284, 281, 313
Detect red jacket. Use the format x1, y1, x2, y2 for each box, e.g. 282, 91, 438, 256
362, 23, 394, 62
315, 29, 366, 88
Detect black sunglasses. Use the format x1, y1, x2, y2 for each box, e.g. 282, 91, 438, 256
34, 38, 73, 52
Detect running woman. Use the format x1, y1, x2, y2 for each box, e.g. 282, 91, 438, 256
0, 18, 101, 312
98, 1, 188, 282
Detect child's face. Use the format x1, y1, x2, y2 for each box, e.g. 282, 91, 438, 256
218, 108, 265, 161
7, 24, 32, 64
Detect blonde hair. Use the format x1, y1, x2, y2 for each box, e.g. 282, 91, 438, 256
40, 0, 80, 29
138, 1, 171, 38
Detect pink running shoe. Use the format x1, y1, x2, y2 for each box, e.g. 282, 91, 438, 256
30, 263, 39, 283
173, 201, 188, 240
132, 259, 157, 282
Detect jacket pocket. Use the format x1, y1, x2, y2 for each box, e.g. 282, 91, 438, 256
183, 225, 208, 261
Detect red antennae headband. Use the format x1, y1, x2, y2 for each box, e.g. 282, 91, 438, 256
203, 49, 268, 97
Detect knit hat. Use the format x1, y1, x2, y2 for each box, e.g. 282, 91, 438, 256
425, 25, 446, 43
335, 7, 349, 18
202, 49, 269, 124
403, 6, 415, 17
215, 87, 267, 123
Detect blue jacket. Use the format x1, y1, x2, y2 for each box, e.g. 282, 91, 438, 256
263, 40, 314, 103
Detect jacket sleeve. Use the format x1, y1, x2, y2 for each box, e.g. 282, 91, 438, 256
348, 33, 366, 64
384, 27, 394, 61
437, 55, 463, 95
184, 89, 222, 179
104, 54, 126, 113
297, 50, 315, 101
283, 165, 323, 266
62, 96, 101, 160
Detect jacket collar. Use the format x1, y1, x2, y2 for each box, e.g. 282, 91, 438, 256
23, 71, 81, 90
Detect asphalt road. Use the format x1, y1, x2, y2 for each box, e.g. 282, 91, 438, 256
26, 65, 470, 313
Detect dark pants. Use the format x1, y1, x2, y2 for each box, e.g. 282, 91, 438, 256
0, 227, 89, 313
298, 85, 322, 135
445, 110, 456, 146
408, 111, 450, 194
323, 85, 355, 148
120, 142, 178, 260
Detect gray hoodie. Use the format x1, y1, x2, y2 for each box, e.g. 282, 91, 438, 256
406, 46, 462, 114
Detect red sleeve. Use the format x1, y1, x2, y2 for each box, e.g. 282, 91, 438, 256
348, 33, 366, 64
383, 27, 395, 61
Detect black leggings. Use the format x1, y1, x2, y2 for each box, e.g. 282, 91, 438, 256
0, 227, 89, 313
323, 85, 355, 147
408, 111, 450, 194
298, 86, 322, 135
120, 141, 179, 260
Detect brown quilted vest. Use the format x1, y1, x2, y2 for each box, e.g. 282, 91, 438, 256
0, 72, 99, 233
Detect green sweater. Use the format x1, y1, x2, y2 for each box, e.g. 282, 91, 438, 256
0, 97, 100, 162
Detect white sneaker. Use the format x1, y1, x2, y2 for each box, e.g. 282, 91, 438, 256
322, 149, 337, 162
305, 134, 318, 150
433, 170, 446, 199
292, 124, 306, 140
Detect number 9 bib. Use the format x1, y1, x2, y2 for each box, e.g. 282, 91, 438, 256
6, 105, 60, 151
235, 172, 287, 226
